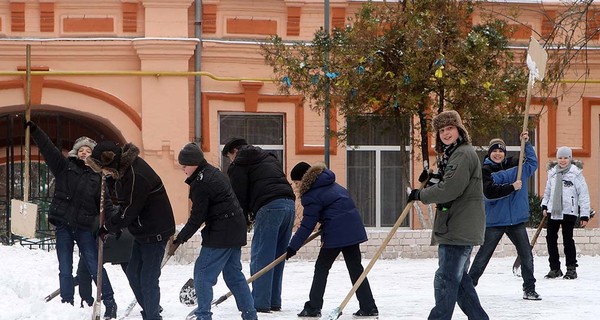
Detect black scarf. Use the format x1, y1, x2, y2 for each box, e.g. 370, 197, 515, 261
437, 137, 463, 179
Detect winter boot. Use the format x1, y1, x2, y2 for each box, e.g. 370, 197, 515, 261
297, 302, 321, 317
522, 290, 542, 300
80, 298, 94, 308
103, 298, 117, 319
353, 307, 379, 316
563, 266, 578, 279
544, 269, 563, 279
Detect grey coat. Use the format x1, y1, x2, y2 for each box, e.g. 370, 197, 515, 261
418, 144, 486, 246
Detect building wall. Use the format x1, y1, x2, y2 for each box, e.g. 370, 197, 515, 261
1, 0, 599, 230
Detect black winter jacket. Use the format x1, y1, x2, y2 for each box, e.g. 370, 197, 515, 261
104, 143, 175, 243
176, 161, 247, 248
31, 127, 112, 232
226, 145, 295, 217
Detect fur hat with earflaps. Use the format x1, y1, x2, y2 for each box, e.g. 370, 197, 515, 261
432, 110, 471, 152
68, 136, 97, 158
86, 141, 122, 177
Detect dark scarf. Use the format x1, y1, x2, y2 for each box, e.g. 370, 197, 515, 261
437, 137, 463, 178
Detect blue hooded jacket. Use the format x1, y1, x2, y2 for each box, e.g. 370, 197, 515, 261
483, 142, 538, 227
289, 163, 367, 250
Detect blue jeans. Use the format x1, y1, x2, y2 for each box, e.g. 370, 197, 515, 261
126, 239, 167, 320
250, 198, 295, 310
469, 223, 536, 291
429, 245, 488, 320
194, 246, 256, 320
55, 223, 114, 305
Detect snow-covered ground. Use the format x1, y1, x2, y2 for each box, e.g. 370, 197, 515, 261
1, 243, 598, 320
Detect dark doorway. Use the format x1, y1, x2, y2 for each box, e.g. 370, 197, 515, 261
0, 110, 122, 247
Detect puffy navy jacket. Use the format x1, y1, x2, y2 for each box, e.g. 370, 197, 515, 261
289, 163, 367, 250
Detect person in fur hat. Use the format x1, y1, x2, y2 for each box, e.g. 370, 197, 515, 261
468, 132, 541, 300
541, 146, 591, 280
24, 121, 119, 318
406, 110, 488, 320
287, 162, 378, 318
87, 140, 175, 320
167, 142, 257, 320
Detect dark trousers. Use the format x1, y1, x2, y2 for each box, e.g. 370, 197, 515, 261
126, 239, 167, 320
546, 218, 577, 270
306, 243, 376, 311
77, 256, 128, 303
469, 223, 536, 291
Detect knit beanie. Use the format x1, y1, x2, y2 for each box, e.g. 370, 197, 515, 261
432, 110, 471, 151
222, 137, 248, 156
291, 161, 311, 181
68, 136, 97, 157
178, 143, 204, 166
487, 138, 507, 158
556, 146, 572, 159
89, 141, 122, 170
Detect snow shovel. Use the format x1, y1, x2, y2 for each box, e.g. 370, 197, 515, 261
91, 175, 107, 320
516, 36, 547, 181
513, 215, 547, 277
11, 44, 38, 240
326, 179, 428, 320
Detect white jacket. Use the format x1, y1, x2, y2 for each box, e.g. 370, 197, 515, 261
541, 161, 591, 219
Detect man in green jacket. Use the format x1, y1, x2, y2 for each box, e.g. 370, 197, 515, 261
408, 110, 488, 320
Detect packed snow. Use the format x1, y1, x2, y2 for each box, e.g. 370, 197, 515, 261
0, 243, 598, 320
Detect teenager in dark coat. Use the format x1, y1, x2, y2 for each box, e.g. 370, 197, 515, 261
168, 143, 256, 320
87, 141, 175, 320
26, 121, 118, 318
287, 162, 378, 318
222, 138, 295, 313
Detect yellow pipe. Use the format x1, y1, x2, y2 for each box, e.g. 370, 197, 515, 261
0, 70, 277, 82
3, 69, 600, 84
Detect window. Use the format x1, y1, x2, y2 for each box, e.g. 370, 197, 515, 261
219, 113, 285, 172
346, 115, 411, 228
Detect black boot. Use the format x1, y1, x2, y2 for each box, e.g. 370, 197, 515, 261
544, 269, 563, 279
563, 266, 577, 279
297, 301, 321, 317
103, 298, 118, 319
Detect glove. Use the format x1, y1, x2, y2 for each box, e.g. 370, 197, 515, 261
98, 225, 110, 242
167, 239, 180, 256
24, 120, 37, 133
407, 189, 420, 203
418, 169, 430, 183
285, 247, 297, 260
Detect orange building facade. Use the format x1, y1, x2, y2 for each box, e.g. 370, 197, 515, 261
1, 0, 599, 234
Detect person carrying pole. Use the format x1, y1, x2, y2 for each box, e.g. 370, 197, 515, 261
168, 143, 257, 320
25, 121, 119, 319
468, 132, 541, 300
407, 110, 488, 320
87, 141, 175, 320
287, 161, 378, 318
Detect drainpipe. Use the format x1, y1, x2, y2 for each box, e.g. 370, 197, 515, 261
194, 0, 202, 144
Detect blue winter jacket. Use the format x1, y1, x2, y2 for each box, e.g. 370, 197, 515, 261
289, 163, 367, 251
483, 142, 538, 227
